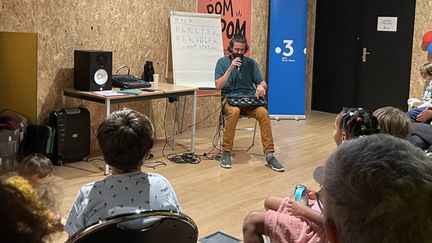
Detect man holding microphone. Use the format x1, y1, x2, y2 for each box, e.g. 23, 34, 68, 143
214, 33, 284, 172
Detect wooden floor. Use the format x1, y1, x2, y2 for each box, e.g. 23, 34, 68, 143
50, 111, 337, 242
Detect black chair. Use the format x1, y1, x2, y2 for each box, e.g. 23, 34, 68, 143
66, 210, 198, 243
237, 110, 258, 151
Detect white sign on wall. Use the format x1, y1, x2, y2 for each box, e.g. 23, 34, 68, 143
377, 17, 398, 32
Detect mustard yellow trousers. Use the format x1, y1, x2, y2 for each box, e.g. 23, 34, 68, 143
222, 101, 275, 154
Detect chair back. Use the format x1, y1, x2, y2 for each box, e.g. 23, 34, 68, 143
66, 210, 198, 243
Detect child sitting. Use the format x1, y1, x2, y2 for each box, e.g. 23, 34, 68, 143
373, 106, 412, 139
242, 108, 380, 243
0, 183, 53, 242
407, 63, 432, 123
5, 153, 63, 232
65, 109, 181, 236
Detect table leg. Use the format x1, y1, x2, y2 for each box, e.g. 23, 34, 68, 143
104, 99, 111, 175
172, 100, 179, 149
191, 91, 196, 153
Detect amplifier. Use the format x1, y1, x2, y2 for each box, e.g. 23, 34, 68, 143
50, 107, 90, 165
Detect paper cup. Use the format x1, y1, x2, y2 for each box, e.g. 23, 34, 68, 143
153, 74, 159, 83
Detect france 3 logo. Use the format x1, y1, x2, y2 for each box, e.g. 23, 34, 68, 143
274, 39, 307, 62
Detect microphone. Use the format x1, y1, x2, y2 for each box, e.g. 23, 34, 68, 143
232, 53, 243, 73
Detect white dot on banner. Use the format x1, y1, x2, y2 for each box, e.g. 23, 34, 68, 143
275, 47, 281, 54
304, 48, 307, 54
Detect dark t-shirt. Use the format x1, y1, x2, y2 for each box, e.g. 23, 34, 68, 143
214, 55, 263, 97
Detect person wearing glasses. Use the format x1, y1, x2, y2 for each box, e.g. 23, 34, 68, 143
214, 33, 284, 171
242, 108, 380, 243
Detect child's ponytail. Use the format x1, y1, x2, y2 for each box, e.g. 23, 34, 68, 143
339, 108, 380, 139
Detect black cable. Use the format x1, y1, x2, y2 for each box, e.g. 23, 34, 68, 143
162, 94, 171, 159
162, 97, 223, 144
115, 65, 131, 75
87, 156, 167, 169
162, 96, 200, 164
164, 97, 177, 151
143, 160, 167, 169
199, 99, 226, 161
173, 100, 226, 163
91, 125, 97, 143
180, 96, 187, 132
167, 152, 201, 164
176, 102, 223, 134
162, 97, 226, 164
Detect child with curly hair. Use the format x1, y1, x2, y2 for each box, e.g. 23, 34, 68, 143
6, 153, 63, 232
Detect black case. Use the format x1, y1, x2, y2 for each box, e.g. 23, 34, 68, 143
22, 125, 55, 159
50, 107, 90, 165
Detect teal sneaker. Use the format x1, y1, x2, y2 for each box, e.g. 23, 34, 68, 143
265, 155, 285, 172
220, 152, 232, 169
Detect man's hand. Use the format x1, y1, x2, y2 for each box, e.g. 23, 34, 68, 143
416, 109, 432, 122
255, 84, 266, 97
230, 57, 242, 71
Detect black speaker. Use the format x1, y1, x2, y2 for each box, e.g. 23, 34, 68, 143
50, 107, 90, 165
74, 50, 112, 91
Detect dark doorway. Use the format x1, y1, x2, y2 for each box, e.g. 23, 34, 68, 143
312, 0, 416, 113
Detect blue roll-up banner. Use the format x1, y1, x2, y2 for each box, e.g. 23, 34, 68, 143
267, 0, 308, 119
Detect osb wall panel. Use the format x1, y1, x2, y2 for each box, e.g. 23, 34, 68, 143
410, 0, 432, 99
0, 0, 269, 153
250, 0, 269, 74
1, 0, 429, 137
305, 0, 317, 112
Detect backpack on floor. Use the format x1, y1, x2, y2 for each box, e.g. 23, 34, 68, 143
22, 125, 55, 159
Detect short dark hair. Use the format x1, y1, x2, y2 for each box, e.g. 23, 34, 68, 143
18, 153, 53, 179
227, 33, 249, 53
322, 134, 432, 243
97, 109, 154, 172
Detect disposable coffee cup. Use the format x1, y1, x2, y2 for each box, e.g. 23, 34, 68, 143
153, 74, 159, 83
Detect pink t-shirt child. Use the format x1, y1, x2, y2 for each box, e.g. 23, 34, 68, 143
264, 197, 326, 243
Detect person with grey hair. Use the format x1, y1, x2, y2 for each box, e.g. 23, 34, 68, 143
322, 134, 432, 243
65, 109, 181, 236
